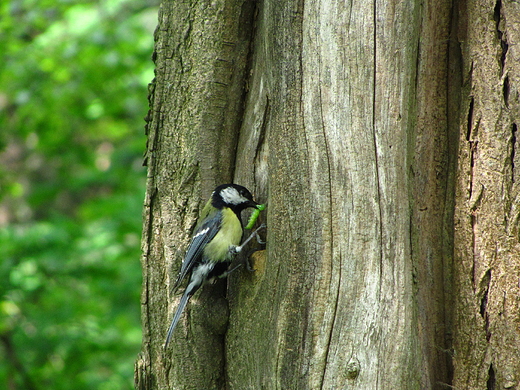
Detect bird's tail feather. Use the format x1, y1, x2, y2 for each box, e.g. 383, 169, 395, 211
163, 290, 191, 349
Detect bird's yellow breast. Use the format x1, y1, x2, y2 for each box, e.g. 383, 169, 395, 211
203, 208, 242, 262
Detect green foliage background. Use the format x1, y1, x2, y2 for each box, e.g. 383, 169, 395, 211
0, 0, 157, 388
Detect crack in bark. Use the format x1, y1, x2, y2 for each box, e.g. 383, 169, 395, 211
470, 212, 477, 288
511, 123, 517, 182
479, 270, 491, 317
317, 70, 336, 390
466, 97, 481, 203
479, 269, 492, 341
466, 97, 474, 142
372, 3, 383, 388
469, 182, 483, 290
503, 75, 510, 107
372, 0, 384, 301
487, 363, 496, 390
466, 98, 476, 200
493, 0, 508, 75
253, 96, 270, 173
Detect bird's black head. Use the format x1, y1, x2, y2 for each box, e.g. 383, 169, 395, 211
211, 184, 258, 214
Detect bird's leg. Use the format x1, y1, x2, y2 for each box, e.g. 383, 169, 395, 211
229, 224, 266, 255
217, 263, 242, 279
241, 223, 266, 246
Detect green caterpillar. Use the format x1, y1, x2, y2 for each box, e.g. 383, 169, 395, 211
245, 204, 265, 229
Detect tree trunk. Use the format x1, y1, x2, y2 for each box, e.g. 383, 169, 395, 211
452, 0, 520, 388
134, 1, 257, 389
135, 0, 520, 389
230, 0, 451, 388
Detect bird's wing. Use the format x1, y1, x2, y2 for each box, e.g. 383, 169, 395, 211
173, 211, 222, 289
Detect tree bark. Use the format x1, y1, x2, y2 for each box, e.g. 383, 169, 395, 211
231, 0, 456, 388
452, 0, 520, 388
135, 1, 256, 389
135, 0, 520, 389
229, 0, 435, 388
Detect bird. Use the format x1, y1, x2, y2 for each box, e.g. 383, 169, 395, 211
164, 183, 264, 348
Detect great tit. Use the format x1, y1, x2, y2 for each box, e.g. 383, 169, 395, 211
164, 183, 263, 348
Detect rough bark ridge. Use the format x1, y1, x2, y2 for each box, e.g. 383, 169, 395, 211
413, 0, 457, 386
453, 0, 520, 388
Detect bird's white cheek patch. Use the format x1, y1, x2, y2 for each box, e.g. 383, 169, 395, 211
220, 187, 247, 205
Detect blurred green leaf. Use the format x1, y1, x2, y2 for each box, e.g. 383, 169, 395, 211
0, 0, 156, 388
